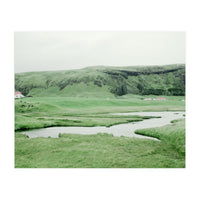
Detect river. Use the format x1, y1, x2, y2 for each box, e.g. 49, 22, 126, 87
19, 111, 185, 140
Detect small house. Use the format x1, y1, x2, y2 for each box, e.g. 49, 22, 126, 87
15, 91, 24, 98
157, 97, 166, 100
144, 98, 153, 100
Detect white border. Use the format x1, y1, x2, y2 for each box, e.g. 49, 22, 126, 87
1, 0, 199, 200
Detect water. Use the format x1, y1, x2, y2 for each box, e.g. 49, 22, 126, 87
20, 111, 185, 140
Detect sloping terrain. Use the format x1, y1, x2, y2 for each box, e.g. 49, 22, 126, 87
15, 64, 185, 97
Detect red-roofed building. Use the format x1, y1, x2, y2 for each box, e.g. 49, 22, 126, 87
157, 97, 166, 100
15, 91, 24, 98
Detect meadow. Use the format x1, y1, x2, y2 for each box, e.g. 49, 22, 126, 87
15, 95, 185, 168
15, 95, 185, 131
15, 64, 185, 168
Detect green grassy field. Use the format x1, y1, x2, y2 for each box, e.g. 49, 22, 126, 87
15, 95, 185, 168
15, 95, 185, 131
15, 119, 185, 168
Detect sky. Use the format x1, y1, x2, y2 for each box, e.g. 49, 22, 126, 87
14, 31, 185, 73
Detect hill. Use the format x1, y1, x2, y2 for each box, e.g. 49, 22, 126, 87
15, 64, 185, 97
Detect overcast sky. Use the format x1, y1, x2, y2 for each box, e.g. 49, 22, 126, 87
14, 31, 185, 73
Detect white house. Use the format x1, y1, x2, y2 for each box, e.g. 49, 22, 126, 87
144, 98, 153, 100
15, 91, 24, 98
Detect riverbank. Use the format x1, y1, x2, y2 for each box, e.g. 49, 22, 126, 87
15, 118, 185, 168
15, 96, 185, 131
19, 111, 184, 139
15, 96, 185, 168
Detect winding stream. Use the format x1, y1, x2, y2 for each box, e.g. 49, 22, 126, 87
20, 111, 185, 140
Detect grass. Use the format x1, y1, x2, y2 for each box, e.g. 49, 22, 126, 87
15, 64, 185, 97
15, 96, 185, 131
135, 119, 185, 161
15, 95, 185, 168
15, 119, 185, 168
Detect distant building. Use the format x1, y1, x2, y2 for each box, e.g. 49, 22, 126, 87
157, 97, 166, 100
15, 91, 24, 98
144, 98, 153, 100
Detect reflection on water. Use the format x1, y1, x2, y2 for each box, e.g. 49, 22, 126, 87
20, 111, 185, 140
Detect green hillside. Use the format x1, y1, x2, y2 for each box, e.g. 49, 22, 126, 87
15, 64, 185, 97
